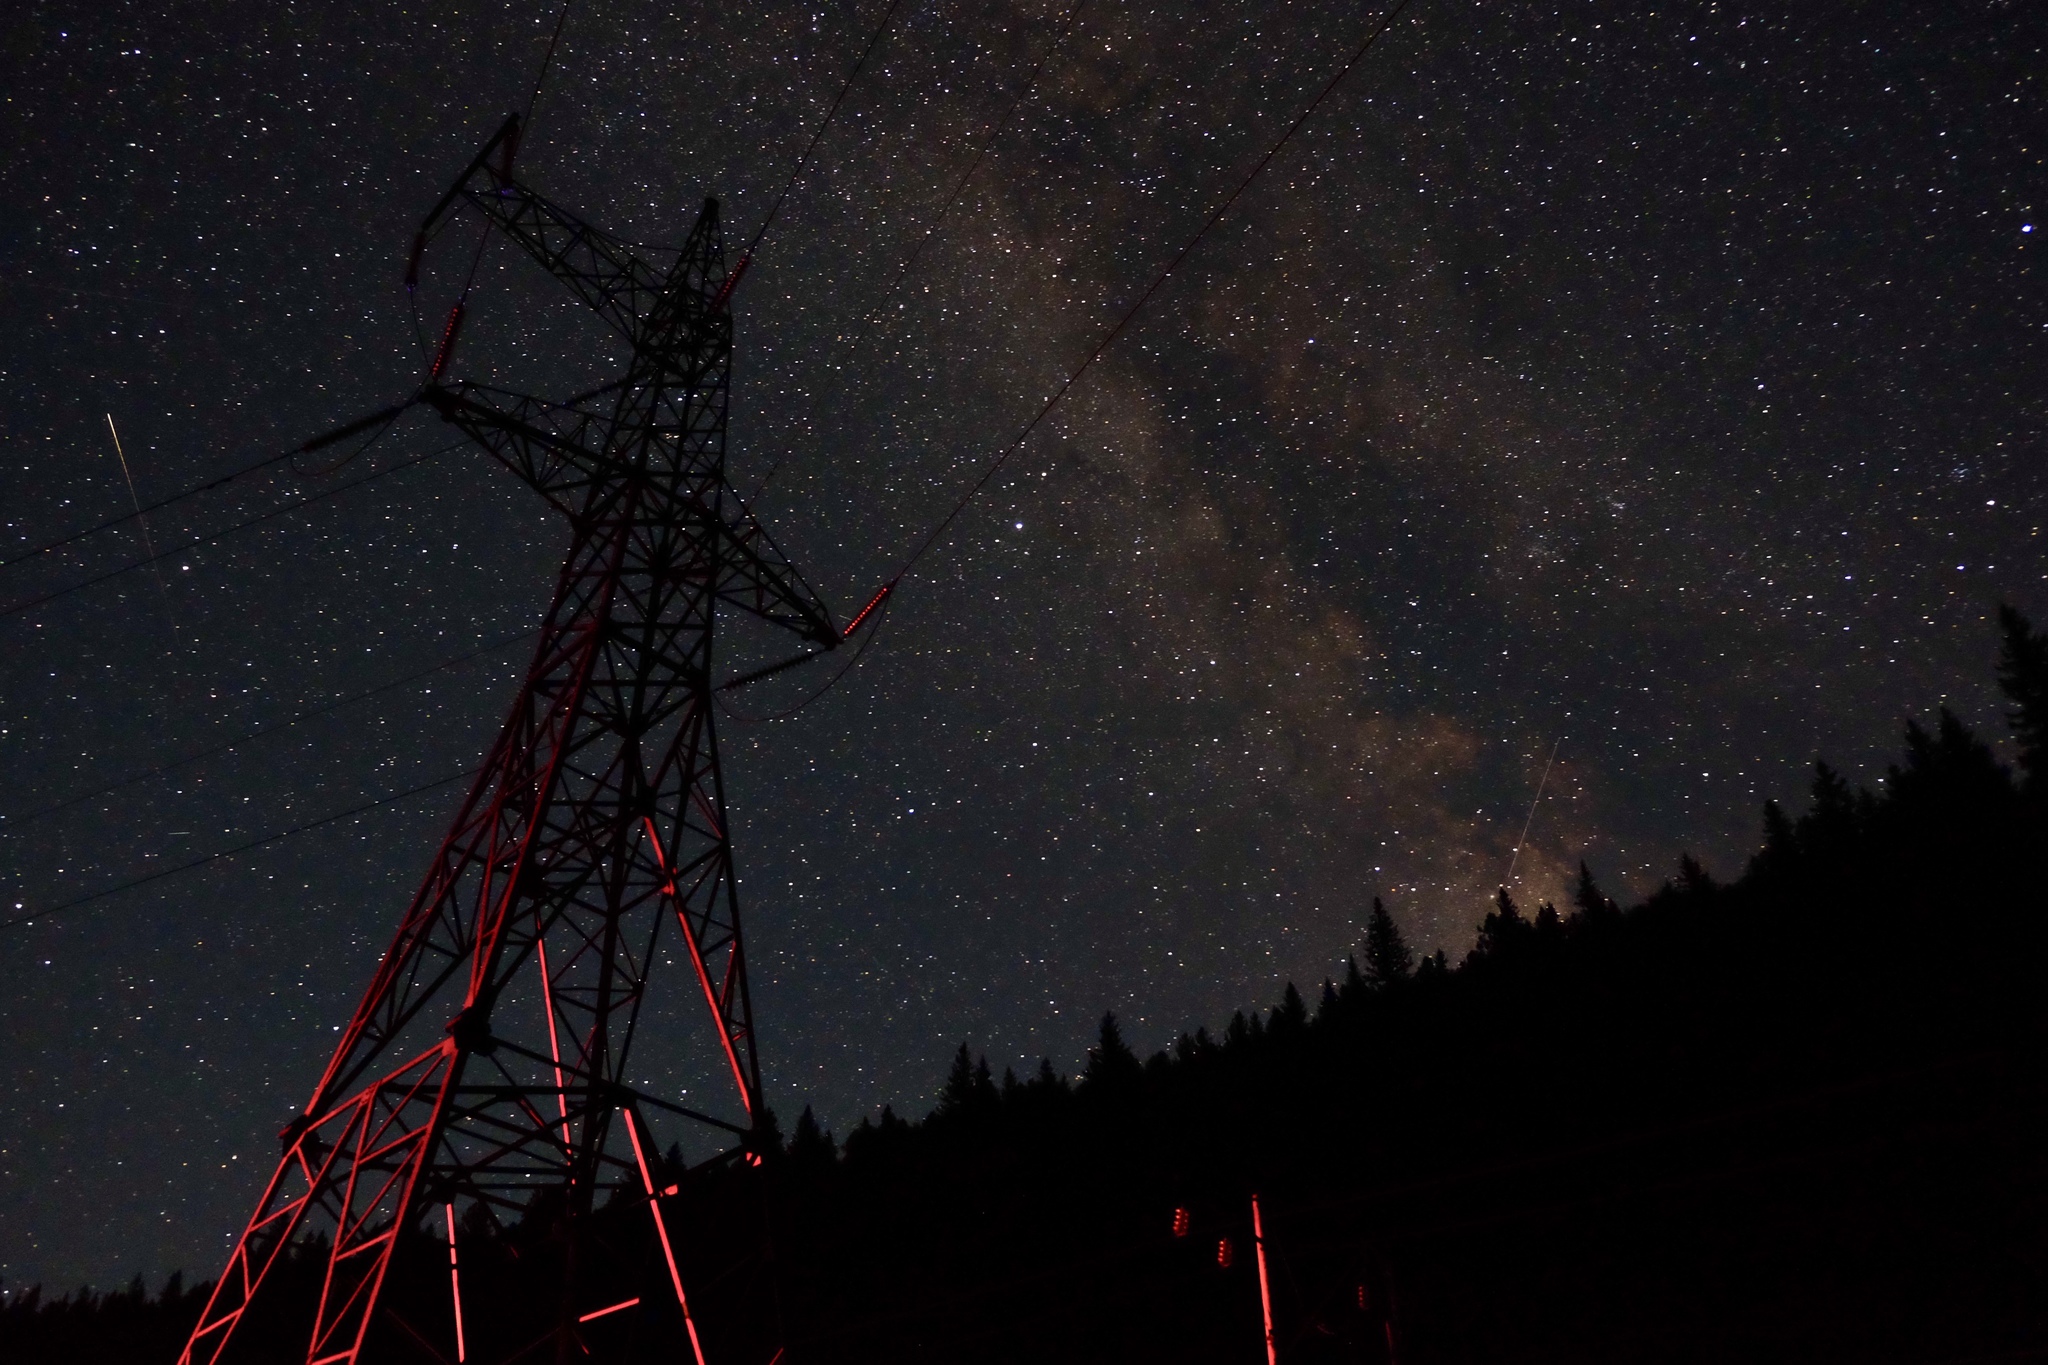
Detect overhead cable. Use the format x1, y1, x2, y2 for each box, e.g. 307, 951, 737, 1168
0, 766, 479, 935
731, 0, 910, 288
750, 0, 1094, 503
894, 0, 1417, 586
0, 626, 536, 832
0, 442, 458, 623
2, 442, 307, 572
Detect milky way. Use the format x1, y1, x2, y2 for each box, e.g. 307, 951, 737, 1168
1, 0, 2041, 1291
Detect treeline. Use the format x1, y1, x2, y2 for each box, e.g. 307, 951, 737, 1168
736, 603, 2048, 1364
8, 606, 2047, 1364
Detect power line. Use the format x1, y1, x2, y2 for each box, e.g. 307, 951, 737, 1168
0, 441, 458, 623
2, 440, 309, 572
0, 765, 480, 936
3, 0, 1417, 929
716, 589, 894, 724
892, 0, 1417, 587
732, 0, 909, 286
733, 0, 1417, 724
0, 626, 536, 833
749, 0, 1095, 504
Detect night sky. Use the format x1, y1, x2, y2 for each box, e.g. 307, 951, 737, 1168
2, 0, 2042, 1296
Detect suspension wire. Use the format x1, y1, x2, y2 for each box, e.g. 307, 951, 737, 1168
523, 0, 577, 128
289, 402, 404, 479
0, 441, 460, 624
2, 441, 312, 571
3, 0, 1415, 896
892, 0, 1416, 588
0, 626, 537, 833
748, 0, 1094, 504
0, 765, 480, 936
735, 0, 1415, 720
716, 591, 894, 725
735, 0, 909, 278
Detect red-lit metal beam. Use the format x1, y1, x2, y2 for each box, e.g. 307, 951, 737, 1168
624, 1109, 708, 1365
644, 814, 753, 1114
1251, 1194, 1277, 1365
182, 176, 822, 1365
443, 1204, 466, 1363
577, 1298, 640, 1324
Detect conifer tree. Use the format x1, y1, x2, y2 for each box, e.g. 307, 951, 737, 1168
972, 1054, 999, 1111
1891, 709, 2013, 813
789, 1105, 836, 1166
1572, 861, 1619, 922
1225, 1009, 1252, 1049
938, 1043, 978, 1117
1472, 887, 1529, 961
1083, 1012, 1143, 1090
1363, 897, 1414, 986
1756, 799, 1798, 877
1272, 982, 1308, 1036
1997, 603, 2048, 797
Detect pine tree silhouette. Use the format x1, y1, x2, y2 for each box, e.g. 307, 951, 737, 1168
1083, 1013, 1143, 1090
939, 1043, 977, 1116
789, 1105, 837, 1167
1573, 861, 1620, 922
1272, 982, 1309, 1037
1996, 603, 2048, 797
1363, 897, 1415, 986
1472, 887, 1531, 961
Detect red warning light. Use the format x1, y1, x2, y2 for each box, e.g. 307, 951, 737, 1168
1172, 1207, 1191, 1238
1217, 1237, 1234, 1269
1357, 1284, 1370, 1311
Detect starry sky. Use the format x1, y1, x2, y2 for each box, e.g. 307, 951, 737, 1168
1, 0, 2042, 1295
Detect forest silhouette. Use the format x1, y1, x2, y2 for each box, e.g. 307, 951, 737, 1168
7, 605, 2046, 1364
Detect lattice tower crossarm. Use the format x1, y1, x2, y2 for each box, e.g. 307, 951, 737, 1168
179, 114, 839, 1365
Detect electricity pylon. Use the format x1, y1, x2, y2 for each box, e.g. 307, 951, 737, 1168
181, 113, 849, 1365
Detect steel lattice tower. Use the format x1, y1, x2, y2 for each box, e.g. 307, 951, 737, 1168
181, 115, 848, 1365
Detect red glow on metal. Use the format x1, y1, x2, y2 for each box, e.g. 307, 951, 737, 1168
533, 930, 572, 1151
576, 1297, 640, 1324
443, 1204, 466, 1363
711, 254, 750, 311
430, 302, 467, 379
1251, 1194, 1277, 1365
179, 181, 813, 1365
644, 815, 753, 1113
662, 1184, 679, 1197
624, 1109, 708, 1365
1216, 1237, 1233, 1269
1171, 1207, 1191, 1238
843, 581, 893, 638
